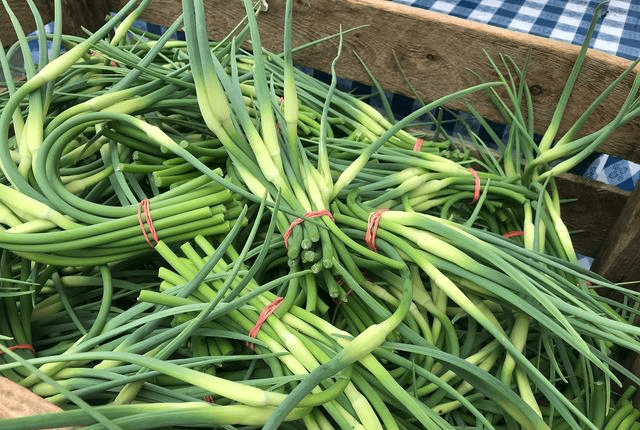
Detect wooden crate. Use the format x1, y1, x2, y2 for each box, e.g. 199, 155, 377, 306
2, 0, 639, 282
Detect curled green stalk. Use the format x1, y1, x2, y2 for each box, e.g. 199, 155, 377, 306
0, 0, 140, 201
523, 2, 611, 185
331, 81, 502, 198
262, 254, 413, 430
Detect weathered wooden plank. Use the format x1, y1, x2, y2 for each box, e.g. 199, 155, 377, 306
554, 173, 630, 258
0, 376, 68, 427
0, 1, 54, 47
108, 0, 640, 164
56, 0, 113, 37
590, 183, 640, 284
1, 0, 112, 47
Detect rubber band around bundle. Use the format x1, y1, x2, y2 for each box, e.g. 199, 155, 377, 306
283, 210, 334, 248
366, 208, 389, 252
137, 199, 159, 248
0, 344, 35, 356
468, 168, 481, 204
247, 296, 284, 350
413, 138, 424, 152
89, 51, 118, 68
203, 395, 215, 403
503, 230, 525, 238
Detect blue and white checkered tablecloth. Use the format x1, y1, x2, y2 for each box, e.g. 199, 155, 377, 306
394, 0, 640, 61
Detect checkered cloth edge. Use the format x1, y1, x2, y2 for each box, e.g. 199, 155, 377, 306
395, 0, 640, 61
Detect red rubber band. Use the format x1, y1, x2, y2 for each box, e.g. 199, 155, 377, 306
203, 395, 215, 403
89, 52, 118, 68
0, 344, 35, 356
413, 138, 424, 151
503, 230, 525, 238
283, 210, 334, 248
247, 296, 284, 350
468, 168, 481, 204
137, 199, 159, 248
365, 208, 389, 252
283, 218, 304, 248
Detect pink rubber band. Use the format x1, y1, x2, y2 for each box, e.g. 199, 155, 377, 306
468, 168, 481, 204
247, 297, 284, 350
365, 208, 389, 252
137, 199, 159, 248
283, 210, 334, 248
0, 344, 35, 356
503, 230, 525, 238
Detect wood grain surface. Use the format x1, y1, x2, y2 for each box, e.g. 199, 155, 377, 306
0, 376, 69, 428
555, 173, 630, 260
1, 1, 112, 46
591, 183, 640, 283
104, 0, 640, 274
0, 1, 54, 46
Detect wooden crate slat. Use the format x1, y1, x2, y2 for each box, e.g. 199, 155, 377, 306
1, 1, 53, 47
0, 376, 67, 425
1, 1, 112, 47
555, 174, 630, 259
591, 183, 640, 283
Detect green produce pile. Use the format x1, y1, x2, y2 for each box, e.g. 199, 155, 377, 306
1, 0, 640, 429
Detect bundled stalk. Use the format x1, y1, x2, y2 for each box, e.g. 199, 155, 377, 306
0, 6, 252, 265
